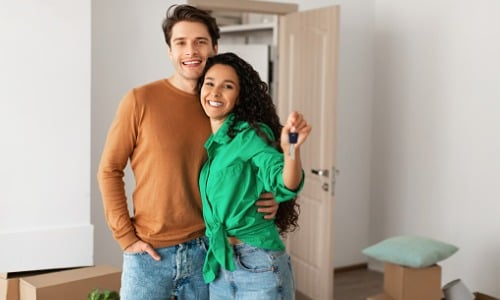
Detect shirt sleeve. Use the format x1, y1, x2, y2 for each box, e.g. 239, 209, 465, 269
97, 89, 140, 249
247, 125, 305, 203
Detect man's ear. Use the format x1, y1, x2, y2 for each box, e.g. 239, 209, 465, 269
167, 46, 173, 59
213, 44, 218, 55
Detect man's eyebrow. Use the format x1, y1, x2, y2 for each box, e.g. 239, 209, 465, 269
172, 37, 210, 42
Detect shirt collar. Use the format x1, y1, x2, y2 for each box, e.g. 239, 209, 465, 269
206, 113, 250, 148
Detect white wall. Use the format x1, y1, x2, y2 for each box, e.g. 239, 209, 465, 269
0, 0, 92, 272
371, 0, 500, 294
331, 0, 374, 268
91, 0, 179, 268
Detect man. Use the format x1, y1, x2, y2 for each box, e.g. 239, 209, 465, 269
97, 5, 277, 300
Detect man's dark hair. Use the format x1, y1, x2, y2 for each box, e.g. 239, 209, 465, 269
162, 4, 220, 47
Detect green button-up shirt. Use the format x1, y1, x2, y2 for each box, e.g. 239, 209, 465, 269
199, 114, 304, 283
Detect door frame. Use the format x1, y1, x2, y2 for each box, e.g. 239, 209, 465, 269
187, 0, 297, 15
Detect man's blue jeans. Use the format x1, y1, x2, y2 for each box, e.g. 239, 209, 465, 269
120, 237, 209, 300
209, 243, 295, 300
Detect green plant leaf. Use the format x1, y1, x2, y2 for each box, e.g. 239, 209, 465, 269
87, 288, 100, 300
88, 288, 120, 300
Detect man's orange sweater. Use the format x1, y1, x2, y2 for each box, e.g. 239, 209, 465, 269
97, 79, 211, 250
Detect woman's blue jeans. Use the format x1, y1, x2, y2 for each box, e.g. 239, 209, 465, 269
209, 243, 295, 300
120, 236, 209, 300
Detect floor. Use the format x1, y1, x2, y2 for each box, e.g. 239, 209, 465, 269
296, 267, 384, 300
334, 268, 384, 300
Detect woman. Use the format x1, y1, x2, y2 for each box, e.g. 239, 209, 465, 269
197, 52, 312, 299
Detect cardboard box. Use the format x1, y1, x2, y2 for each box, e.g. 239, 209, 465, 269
1, 272, 20, 300
367, 293, 395, 300
383, 263, 441, 300
475, 292, 500, 300
1, 270, 54, 300
19, 265, 120, 300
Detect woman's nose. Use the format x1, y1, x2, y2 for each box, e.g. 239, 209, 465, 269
211, 89, 220, 97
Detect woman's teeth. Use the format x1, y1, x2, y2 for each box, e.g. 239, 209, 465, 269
209, 101, 222, 107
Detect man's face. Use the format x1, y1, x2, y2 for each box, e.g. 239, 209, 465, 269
168, 21, 218, 83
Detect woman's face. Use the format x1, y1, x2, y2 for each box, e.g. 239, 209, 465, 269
200, 63, 240, 121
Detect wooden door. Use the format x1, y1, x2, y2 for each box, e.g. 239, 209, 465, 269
278, 6, 340, 300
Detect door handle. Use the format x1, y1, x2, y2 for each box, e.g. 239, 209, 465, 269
311, 169, 329, 177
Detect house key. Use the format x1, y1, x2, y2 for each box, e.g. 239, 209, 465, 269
288, 132, 298, 160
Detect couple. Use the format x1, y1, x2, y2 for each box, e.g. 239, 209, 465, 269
97, 4, 311, 300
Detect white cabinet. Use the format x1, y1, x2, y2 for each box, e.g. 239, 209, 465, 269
218, 19, 276, 98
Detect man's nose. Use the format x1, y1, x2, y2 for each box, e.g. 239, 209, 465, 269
185, 42, 199, 55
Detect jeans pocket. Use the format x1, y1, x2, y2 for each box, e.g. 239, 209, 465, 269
235, 244, 278, 273
199, 236, 209, 253
123, 251, 149, 257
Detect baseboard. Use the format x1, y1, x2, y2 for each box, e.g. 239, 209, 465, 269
367, 258, 384, 272
334, 262, 368, 274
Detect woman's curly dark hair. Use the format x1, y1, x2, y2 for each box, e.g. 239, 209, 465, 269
197, 52, 300, 236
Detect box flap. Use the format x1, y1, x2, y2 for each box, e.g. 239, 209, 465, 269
475, 292, 500, 300
19, 265, 120, 299
0, 268, 71, 279
20, 265, 119, 289
1, 276, 20, 300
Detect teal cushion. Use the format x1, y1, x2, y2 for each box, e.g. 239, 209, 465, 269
362, 235, 459, 268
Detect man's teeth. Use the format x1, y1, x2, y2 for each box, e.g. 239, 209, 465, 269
209, 101, 222, 107
184, 61, 199, 65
